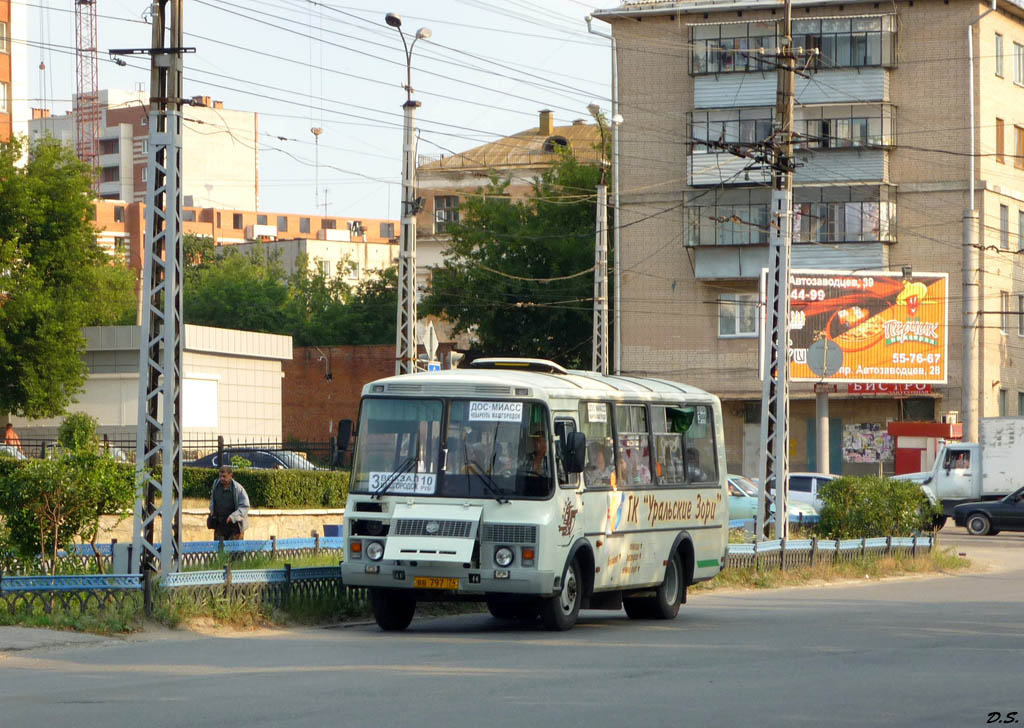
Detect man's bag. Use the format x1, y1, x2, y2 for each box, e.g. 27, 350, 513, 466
206, 514, 217, 530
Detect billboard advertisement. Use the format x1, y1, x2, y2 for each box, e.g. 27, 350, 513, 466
768, 269, 948, 384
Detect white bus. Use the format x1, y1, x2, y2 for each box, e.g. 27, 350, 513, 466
341, 358, 728, 631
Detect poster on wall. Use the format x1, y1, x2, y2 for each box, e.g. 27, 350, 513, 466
762, 270, 949, 384
842, 423, 893, 463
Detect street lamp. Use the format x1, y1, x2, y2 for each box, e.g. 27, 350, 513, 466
385, 12, 431, 375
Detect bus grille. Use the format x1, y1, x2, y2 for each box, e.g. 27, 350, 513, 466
392, 519, 474, 538
482, 524, 537, 544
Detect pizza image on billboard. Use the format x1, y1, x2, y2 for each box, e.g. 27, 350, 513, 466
782, 270, 948, 384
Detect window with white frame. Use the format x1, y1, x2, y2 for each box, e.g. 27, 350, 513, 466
996, 33, 1004, 77
0, 21, 7, 53
0, 81, 8, 113
1015, 42, 1024, 84
1001, 205, 1010, 248
434, 196, 459, 234
1002, 291, 1011, 333
719, 293, 759, 337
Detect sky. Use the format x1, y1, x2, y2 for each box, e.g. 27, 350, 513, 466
21, 0, 614, 220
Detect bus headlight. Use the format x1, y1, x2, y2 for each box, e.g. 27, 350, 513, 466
366, 541, 385, 561
494, 546, 514, 567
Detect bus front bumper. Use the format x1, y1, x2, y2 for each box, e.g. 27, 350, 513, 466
341, 562, 558, 597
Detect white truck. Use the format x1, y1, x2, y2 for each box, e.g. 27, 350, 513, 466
900, 417, 1024, 526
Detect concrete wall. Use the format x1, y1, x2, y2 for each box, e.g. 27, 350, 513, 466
9, 324, 293, 443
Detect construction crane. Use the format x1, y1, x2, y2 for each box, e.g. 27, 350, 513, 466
74, 0, 100, 191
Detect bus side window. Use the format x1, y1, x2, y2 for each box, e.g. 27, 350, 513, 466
554, 419, 577, 487
652, 405, 684, 485
578, 401, 615, 490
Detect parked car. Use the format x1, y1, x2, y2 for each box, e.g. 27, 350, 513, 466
780, 472, 837, 510
0, 444, 26, 460
728, 474, 819, 524
184, 448, 319, 470
952, 485, 1024, 536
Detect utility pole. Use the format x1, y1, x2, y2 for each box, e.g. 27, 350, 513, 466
117, 0, 191, 584
386, 13, 431, 375
74, 0, 100, 191
756, 0, 798, 542
593, 184, 609, 374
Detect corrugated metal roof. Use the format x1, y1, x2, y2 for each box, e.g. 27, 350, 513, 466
418, 121, 604, 172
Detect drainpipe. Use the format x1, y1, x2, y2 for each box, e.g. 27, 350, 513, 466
964, 0, 996, 443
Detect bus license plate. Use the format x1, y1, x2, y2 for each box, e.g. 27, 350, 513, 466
413, 576, 459, 590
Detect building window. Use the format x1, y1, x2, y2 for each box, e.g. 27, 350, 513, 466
718, 293, 758, 338
102, 167, 119, 182
1020, 211, 1024, 251
256, 214, 267, 225
277, 215, 288, 232
100, 139, 118, 155
1016, 127, 1024, 169
380, 222, 395, 238
434, 196, 460, 233
216, 212, 222, 227
1018, 294, 1024, 336
996, 118, 1005, 163
183, 209, 196, 222
232, 213, 243, 229
1001, 205, 1009, 248
0, 22, 8, 54
1002, 291, 1011, 333
1016, 42, 1024, 84
1019, 392, 1024, 415
139, 139, 148, 155
114, 206, 126, 223
141, 167, 147, 182
996, 33, 1004, 77
300, 217, 310, 234
0, 81, 10, 114
691, 16, 895, 75
999, 389, 1008, 416
322, 218, 336, 229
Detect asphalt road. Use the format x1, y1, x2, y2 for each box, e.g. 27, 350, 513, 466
0, 529, 1020, 728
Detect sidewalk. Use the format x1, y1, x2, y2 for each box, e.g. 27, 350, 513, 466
0, 626, 113, 653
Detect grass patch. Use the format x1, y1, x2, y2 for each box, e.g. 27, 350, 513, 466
0, 598, 141, 634
695, 547, 971, 592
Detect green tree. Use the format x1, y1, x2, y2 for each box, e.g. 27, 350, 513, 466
0, 136, 137, 418
183, 246, 291, 332
420, 153, 605, 368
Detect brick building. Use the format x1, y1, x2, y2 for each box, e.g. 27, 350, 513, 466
595, 0, 1024, 475
0, 0, 28, 143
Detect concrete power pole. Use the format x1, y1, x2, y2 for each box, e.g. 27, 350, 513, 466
125, 0, 188, 586
756, 0, 797, 542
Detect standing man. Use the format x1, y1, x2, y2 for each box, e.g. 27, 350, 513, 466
208, 465, 250, 541
4, 423, 22, 455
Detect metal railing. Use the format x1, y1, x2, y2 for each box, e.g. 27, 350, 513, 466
724, 535, 932, 570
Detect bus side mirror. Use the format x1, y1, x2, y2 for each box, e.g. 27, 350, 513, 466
565, 432, 587, 474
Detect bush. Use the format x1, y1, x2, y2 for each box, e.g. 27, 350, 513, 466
816, 475, 939, 539
58, 412, 100, 452
183, 467, 348, 509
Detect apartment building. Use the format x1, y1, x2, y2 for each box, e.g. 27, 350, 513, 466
0, 0, 28, 143
415, 109, 604, 281
29, 89, 258, 209
93, 199, 398, 282
594, 0, 1024, 475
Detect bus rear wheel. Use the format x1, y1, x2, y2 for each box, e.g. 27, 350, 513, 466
540, 558, 581, 631
624, 552, 683, 620
370, 589, 416, 631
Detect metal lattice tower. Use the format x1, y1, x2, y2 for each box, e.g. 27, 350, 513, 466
592, 184, 609, 375
74, 0, 100, 188
395, 97, 420, 375
131, 0, 185, 578
756, 0, 797, 542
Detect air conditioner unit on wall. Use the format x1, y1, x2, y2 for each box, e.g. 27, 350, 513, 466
942, 412, 959, 425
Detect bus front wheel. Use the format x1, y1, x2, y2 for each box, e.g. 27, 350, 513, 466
540, 558, 581, 631
370, 589, 416, 631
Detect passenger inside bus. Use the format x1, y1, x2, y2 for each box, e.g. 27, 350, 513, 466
584, 443, 614, 487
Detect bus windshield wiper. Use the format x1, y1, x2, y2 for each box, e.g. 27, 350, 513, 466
468, 459, 510, 504
371, 457, 417, 500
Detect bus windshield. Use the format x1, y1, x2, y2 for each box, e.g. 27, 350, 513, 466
350, 398, 553, 499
